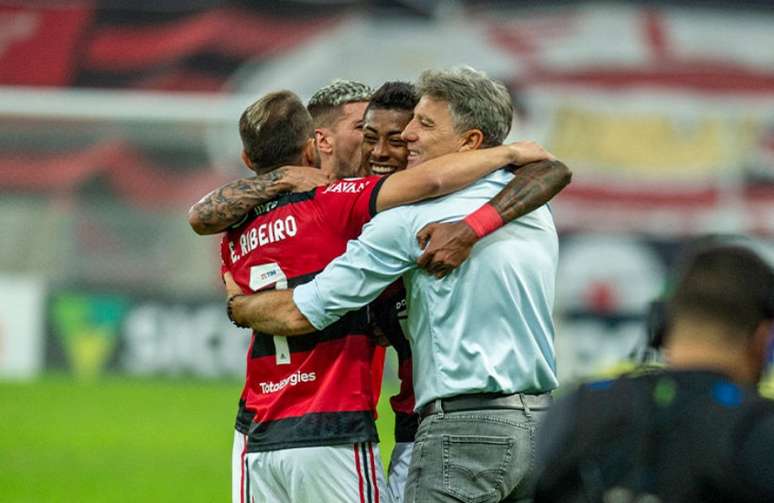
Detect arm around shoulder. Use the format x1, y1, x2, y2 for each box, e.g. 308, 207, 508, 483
188, 175, 286, 235
188, 167, 329, 235
375, 142, 548, 213
493, 159, 571, 222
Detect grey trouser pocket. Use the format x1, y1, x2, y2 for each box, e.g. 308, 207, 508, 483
405, 409, 538, 503
443, 434, 515, 503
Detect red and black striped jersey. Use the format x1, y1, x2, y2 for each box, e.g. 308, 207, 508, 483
369, 281, 419, 443
220, 175, 388, 452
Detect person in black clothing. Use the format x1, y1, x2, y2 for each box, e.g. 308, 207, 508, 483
534, 241, 774, 503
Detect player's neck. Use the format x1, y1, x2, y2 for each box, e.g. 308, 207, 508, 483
320, 157, 337, 179
321, 155, 361, 180
666, 321, 759, 386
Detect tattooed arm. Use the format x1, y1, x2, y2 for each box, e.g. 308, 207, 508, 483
416, 159, 571, 277
491, 159, 571, 222
188, 167, 329, 235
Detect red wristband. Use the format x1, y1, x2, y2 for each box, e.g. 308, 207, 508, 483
463, 203, 504, 239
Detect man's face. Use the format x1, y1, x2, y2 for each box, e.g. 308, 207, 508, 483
360, 108, 413, 175
330, 101, 369, 178
401, 96, 462, 168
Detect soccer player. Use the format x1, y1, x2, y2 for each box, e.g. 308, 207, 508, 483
360, 82, 415, 176
533, 241, 774, 503
188, 79, 374, 236
359, 81, 419, 503
214, 87, 555, 502
227, 67, 568, 502
307, 79, 371, 179
188, 79, 402, 503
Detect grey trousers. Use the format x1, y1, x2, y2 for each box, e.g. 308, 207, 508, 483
403, 405, 546, 503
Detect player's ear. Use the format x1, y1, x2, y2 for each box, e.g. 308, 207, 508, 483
241, 150, 254, 170
749, 319, 774, 379
315, 128, 334, 155
458, 129, 484, 153
302, 138, 317, 167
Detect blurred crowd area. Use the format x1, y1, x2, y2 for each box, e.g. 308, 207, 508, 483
1, 0, 774, 383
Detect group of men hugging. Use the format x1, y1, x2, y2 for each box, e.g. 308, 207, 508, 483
188, 66, 774, 503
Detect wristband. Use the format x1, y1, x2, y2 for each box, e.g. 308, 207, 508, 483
463, 203, 504, 238
227, 294, 249, 329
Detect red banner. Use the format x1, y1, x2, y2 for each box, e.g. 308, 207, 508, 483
0, 5, 92, 86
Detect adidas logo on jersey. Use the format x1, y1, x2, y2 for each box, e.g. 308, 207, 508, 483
259, 370, 317, 394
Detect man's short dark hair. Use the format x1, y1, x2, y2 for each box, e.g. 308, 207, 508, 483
239, 90, 313, 174
306, 80, 372, 129
365, 81, 418, 115
669, 241, 774, 336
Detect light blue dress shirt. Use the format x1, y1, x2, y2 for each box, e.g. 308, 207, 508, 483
294, 170, 559, 409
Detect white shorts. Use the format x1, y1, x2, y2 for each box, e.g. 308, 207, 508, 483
244, 441, 386, 503
232, 430, 248, 503
386, 442, 414, 503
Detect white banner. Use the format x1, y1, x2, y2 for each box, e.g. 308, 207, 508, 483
522, 85, 774, 234
0, 275, 44, 378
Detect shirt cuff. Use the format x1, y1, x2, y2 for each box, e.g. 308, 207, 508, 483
293, 281, 339, 331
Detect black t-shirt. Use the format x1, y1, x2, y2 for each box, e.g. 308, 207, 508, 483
534, 369, 774, 503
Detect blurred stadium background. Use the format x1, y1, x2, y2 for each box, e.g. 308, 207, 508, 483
2, 0, 774, 501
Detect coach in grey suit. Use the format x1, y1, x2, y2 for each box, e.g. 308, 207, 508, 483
230, 67, 561, 503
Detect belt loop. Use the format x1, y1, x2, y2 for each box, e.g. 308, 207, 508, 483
435, 398, 445, 419
519, 394, 532, 418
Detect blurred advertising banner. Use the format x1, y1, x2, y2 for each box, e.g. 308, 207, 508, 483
46, 290, 249, 379
29, 231, 774, 382
0, 276, 45, 378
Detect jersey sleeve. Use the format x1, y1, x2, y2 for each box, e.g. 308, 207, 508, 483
319, 175, 389, 240
370, 346, 386, 413
292, 206, 415, 330
369, 281, 411, 360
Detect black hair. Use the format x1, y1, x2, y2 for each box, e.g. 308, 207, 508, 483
365, 81, 419, 115
668, 240, 774, 337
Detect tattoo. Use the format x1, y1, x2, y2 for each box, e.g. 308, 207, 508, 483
189, 168, 287, 234
490, 160, 572, 223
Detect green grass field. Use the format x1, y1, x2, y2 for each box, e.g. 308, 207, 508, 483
0, 375, 398, 502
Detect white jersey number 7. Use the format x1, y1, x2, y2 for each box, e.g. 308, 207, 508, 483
249, 263, 291, 366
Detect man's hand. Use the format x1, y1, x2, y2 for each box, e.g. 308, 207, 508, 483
224, 272, 249, 328
278, 166, 331, 192
416, 220, 479, 278
222, 272, 315, 336
508, 141, 555, 166
223, 272, 244, 299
